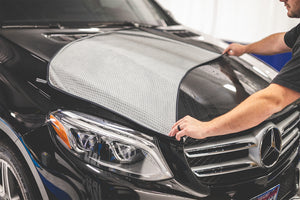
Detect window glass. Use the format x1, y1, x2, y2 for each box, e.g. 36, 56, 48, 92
0, 0, 171, 26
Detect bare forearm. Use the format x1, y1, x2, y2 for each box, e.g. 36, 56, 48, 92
169, 84, 300, 140
207, 90, 281, 136
206, 84, 300, 137
244, 32, 290, 55
223, 33, 291, 56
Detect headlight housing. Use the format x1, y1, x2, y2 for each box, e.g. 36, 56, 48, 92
48, 110, 173, 181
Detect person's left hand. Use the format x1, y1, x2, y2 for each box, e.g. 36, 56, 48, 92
222, 43, 246, 56
168, 115, 210, 141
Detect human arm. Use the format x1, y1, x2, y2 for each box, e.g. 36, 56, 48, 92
169, 83, 300, 141
223, 32, 291, 56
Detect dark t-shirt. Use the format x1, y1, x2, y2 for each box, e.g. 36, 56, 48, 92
272, 23, 300, 93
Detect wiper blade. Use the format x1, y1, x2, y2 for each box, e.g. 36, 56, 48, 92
88, 21, 158, 28
1, 23, 63, 29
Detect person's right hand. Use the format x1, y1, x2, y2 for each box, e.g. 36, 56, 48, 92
168, 115, 211, 141
223, 43, 247, 56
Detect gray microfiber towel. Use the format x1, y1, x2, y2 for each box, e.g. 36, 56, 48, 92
48, 30, 220, 135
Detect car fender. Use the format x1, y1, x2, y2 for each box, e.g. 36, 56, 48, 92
0, 117, 49, 200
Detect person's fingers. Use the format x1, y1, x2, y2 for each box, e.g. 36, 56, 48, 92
171, 118, 184, 129
222, 46, 231, 54
168, 127, 177, 137
227, 49, 234, 55
169, 122, 185, 137
175, 129, 187, 141
169, 124, 179, 137
169, 115, 193, 138
168, 127, 174, 136
171, 115, 191, 131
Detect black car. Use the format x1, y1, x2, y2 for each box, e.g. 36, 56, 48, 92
0, 0, 299, 199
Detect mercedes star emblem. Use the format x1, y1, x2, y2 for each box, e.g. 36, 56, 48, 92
260, 127, 282, 168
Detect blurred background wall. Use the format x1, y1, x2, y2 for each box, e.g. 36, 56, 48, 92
155, 0, 299, 70
156, 0, 298, 43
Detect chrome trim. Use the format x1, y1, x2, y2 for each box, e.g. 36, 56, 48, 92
191, 158, 258, 177
282, 128, 299, 148
184, 136, 256, 157
185, 111, 300, 178
281, 130, 300, 155
277, 111, 300, 135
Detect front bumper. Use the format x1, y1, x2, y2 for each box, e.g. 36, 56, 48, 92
22, 125, 300, 200
135, 189, 196, 200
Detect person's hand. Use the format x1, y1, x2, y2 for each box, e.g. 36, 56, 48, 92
168, 115, 210, 141
223, 43, 247, 56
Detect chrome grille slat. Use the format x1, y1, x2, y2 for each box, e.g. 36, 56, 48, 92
282, 128, 299, 148
277, 111, 300, 134
191, 158, 257, 177
184, 136, 256, 157
281, 130, 300, 154
283, 118, 300, 136
185, 110, 300, 179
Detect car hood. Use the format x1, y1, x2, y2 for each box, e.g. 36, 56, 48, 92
48, 29, 223, 135
177, 55, 270, 123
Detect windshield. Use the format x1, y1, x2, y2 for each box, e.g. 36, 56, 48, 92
0, 0, 174, 27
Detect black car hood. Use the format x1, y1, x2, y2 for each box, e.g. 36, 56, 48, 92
0, 28, 69, 61
1, 27, 272, 135
177, 55, 270, 123
48, 29, 222, 135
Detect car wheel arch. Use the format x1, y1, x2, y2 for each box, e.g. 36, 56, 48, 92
0, 117, 49, 200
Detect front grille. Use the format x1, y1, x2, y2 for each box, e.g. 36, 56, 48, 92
184, 109, 300, 186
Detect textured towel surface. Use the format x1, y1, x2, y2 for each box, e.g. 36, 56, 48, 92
48, 30, 220, 135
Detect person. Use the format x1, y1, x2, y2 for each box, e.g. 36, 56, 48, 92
169, 0, 300, 141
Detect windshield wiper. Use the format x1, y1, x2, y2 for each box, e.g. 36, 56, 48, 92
1, 23, 63, 29
88, 21, 158, 29
1, 21, 159, 29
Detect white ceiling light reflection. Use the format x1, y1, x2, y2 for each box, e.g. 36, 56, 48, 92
10, 112, 16, 118
78, 28, 100, 32
223, 84, 236, 93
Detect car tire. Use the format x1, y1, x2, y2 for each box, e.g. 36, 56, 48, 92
0, 138, 40, 200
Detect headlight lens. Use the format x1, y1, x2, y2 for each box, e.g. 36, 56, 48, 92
48, 110, 173, 181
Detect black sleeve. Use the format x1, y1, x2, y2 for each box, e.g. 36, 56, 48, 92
273, 23, 300, 93
284, 23, 300, 48
272, 49, 300, 93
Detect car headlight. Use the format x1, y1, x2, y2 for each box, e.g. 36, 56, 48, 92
48, 110, 173, 181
